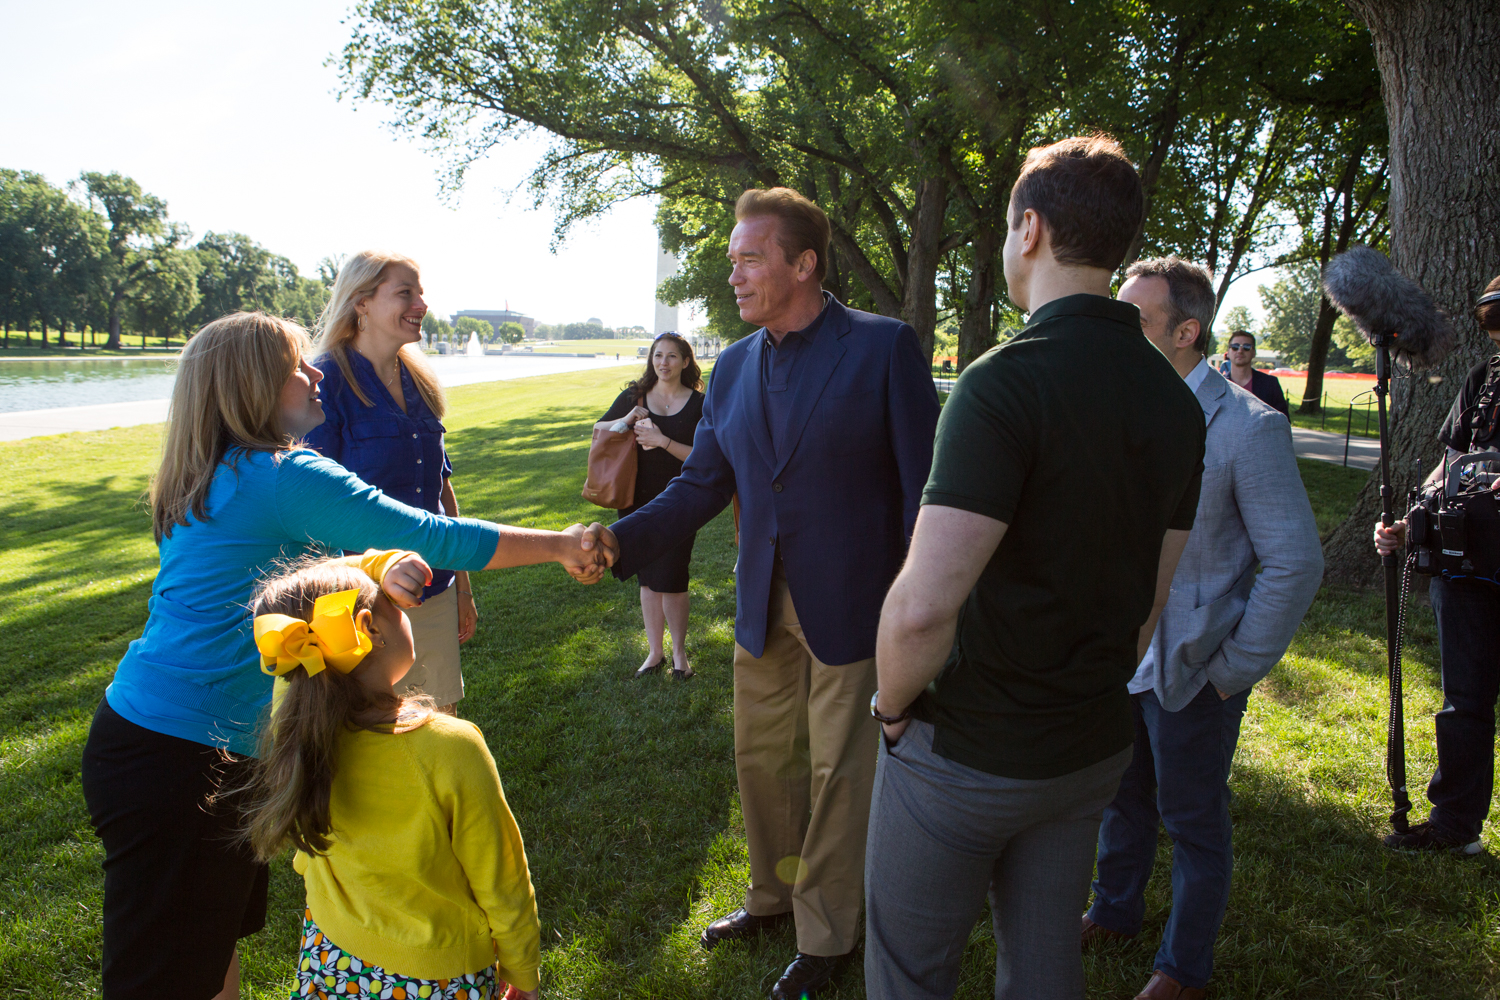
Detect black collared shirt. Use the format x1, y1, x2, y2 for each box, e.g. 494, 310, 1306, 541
761, 295, 831, 452
915, 294, 1206, 780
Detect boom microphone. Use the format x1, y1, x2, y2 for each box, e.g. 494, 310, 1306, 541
1322, 244, 1461, 839
1322, 245, 1456, 369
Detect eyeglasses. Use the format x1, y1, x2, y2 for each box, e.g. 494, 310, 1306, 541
1227, 344, 1254, 351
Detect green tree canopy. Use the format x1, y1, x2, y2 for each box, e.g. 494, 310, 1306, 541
454, 316, 493, 342
130, 248, 203, 345
191, 231, 301, 329
80, 171, 174, 349
1, 169, 330, 348
1257, 263, 1367, 372
422, 312, 454, 343
0, 170, 105, 344
1219, 305, 1256, 340
497, 321, 525, 344
340, 0, 1386, 371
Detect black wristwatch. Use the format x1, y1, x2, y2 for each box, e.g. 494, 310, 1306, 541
870, 691, 911, 725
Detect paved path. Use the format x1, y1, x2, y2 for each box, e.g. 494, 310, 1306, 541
0, 355, 639, 442
0, 399, 173, 440
1292, 426, 1379, 471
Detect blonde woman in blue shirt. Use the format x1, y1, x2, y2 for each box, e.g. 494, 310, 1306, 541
307, 252, 473, 714
79, 312, 614, 1000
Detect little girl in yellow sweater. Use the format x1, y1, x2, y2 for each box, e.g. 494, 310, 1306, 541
237, 552, 540, 1000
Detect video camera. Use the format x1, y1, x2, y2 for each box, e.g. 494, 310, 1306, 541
1406, 450, 1500, 582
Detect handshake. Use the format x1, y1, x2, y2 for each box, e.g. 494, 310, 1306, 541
558, 522, 621, 585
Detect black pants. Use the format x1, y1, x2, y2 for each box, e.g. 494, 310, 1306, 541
1428, 577, 1500, 840
81, 699, 269, 1000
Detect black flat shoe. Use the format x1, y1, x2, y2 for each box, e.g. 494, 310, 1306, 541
771, 951, 852, 1000
700, 907, 791, 950
634, 659, 664, 678
670, 666, 695, 680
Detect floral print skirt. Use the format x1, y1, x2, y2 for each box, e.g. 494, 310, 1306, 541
294, 910, 499, 1000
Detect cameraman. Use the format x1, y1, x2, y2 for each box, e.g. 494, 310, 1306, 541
1373, 275, 1500, 854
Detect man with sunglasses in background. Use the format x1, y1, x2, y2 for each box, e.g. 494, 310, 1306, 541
1224, 330, 1290, 417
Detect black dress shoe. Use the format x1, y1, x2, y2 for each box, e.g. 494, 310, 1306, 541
700, 907, 792, 950
771, 951, 852, 1000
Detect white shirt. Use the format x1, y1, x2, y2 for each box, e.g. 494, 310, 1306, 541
1128, 358, 1212, 695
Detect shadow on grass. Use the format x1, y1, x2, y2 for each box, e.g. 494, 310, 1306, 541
0, 472, 156, 611
1257, 587, 1442, 713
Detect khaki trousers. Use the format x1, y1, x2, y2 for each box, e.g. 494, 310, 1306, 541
398, 584, 464, 707
733, 564, 880, 956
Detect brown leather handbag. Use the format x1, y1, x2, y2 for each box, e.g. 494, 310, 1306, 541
582, 426, 638, 508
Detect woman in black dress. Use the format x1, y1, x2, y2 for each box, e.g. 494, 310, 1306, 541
595, 333, 705, 679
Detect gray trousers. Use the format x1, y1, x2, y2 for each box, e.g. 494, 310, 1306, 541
864, 720, 1132, 1000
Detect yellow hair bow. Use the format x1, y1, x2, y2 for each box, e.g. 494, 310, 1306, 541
254, 589, 373, 678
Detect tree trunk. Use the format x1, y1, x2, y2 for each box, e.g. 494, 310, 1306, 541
1301, 144, 1375, 415
106, 297, 123, 351
901, 174, 948, 364
1325, 0, 1500, 586
1300, 296, 1340, 412
957, 224, 1000, 371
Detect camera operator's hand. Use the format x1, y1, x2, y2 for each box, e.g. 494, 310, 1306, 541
1372, 518, 1407, 558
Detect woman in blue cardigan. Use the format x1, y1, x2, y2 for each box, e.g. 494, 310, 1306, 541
306, 251, 475, 714
79, 312, 610, 1000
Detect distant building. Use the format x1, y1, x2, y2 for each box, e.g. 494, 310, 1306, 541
654, 241, 679, 336
449, 309, 535, 337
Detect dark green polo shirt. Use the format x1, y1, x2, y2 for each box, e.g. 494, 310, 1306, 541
914, 294, 1205, 779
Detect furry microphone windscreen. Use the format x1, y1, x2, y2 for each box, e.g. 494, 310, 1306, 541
1321, 245, 1456, 369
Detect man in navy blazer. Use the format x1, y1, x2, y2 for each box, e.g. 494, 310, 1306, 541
587, 187, 938, 999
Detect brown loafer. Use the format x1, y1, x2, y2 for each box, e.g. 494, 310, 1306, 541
1135, 970, 1206, 1000
1081, 914, 1134, 949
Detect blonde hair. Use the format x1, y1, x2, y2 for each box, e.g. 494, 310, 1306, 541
313, 251, 447, 417
234, 557, 425, 860
150, 312, 310, 543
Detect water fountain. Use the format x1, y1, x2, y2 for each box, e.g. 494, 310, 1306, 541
465, 332, 485, 357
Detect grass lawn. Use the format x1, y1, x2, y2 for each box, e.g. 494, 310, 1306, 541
2, 368, 1497, 998
1271, 374, 1380, 440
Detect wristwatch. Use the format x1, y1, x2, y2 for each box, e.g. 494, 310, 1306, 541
870, 691, 911, 725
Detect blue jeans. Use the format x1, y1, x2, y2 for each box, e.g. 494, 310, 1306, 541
1427, 576, 1500, 840
1087, 684, 1250, 990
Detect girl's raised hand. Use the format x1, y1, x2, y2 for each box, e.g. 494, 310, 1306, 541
382, 553, 433, 608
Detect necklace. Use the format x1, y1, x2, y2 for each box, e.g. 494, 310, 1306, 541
381, 361, 401, 389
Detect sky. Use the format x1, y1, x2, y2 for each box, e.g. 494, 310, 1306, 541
0, 0, 670, 330
0, 0, 1259, 331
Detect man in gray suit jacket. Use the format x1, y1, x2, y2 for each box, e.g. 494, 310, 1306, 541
1083, 258, 1323, 1000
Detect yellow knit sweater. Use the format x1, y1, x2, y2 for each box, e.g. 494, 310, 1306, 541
293, 713, 541, 989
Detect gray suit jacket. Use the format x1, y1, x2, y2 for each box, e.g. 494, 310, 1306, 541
1144, 368, 1324, 711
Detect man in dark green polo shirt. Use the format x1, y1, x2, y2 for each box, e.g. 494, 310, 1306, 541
863, 135, 1205, 1000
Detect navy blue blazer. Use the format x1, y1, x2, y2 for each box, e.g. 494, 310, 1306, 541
611, 297, 940, 664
